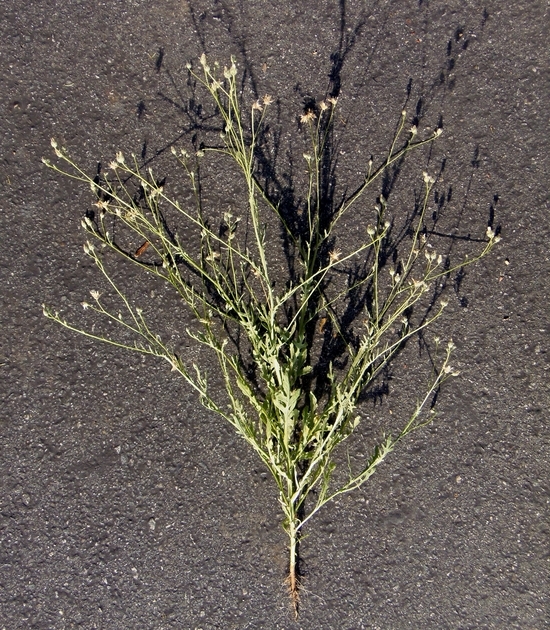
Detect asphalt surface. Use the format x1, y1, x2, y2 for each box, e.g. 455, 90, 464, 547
1, 1, 549, 628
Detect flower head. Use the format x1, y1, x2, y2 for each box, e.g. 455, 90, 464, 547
83, 241, 95, 255
328, 249, 342, 263
423, 171, 435, 185
300, 110, 316, 124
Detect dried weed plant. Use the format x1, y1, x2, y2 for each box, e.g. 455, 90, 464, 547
43, 56, 499, 616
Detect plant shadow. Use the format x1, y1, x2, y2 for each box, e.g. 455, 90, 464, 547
84, 1, 500, 604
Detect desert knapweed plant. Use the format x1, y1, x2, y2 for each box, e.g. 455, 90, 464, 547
43, 55, 499, 616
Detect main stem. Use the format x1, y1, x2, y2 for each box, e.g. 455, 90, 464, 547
287, 511, 300, 618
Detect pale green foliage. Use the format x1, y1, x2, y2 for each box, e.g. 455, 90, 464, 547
43, 56, 498, 613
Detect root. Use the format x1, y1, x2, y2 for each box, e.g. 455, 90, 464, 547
286, 566, 301, 619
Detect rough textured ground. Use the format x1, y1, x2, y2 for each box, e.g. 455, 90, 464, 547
1, 1, 548, 628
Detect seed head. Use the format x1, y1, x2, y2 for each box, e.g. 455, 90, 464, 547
328, 249, 342, 263
300, 110, 316, 124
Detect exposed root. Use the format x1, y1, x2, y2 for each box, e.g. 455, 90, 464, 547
286, 567, 301, 619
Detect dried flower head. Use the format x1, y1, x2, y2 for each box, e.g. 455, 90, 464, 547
328, 249, 342, 263
94, 200, 109, 211
300, 110, 316, 124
